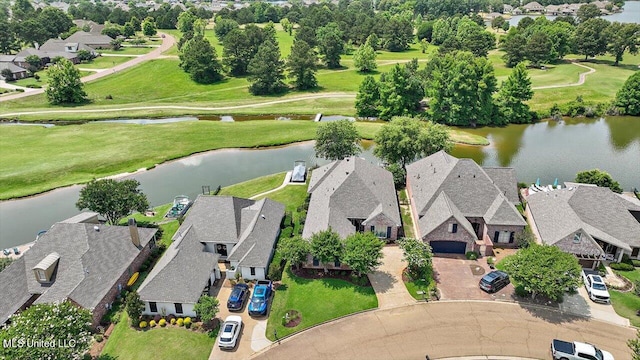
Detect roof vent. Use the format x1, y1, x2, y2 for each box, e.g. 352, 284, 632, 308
473, 174, 476, 178
433, 168, 436, 173
346, 171, 349, 175
261, 214, 266, 219
93, 225, 100, 231
458, 174, 460, 178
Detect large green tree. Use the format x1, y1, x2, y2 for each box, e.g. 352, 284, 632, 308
355, 75, 380, 118
605, 22, 640, 66
180, 35, 223, 84
193, 295, 220, 323
214, 18, 239, 41
247, 39, 286, 95
314, 120, 361, 160
575, 169, 623, 193
374, 117, 452, 169
496, 63, 534, 124
125, 291, 144, 324
45, 58, 87, 105
286, 39, 318, 90
76, 179, 149, 225
222, 29, 252, 76
277, 235, 311, 269
628, 330, 640, 360
425, 51, 497, 127
310, 229, 343, 271
501, 244, 581, 301
526, 31, 552, 67
0, 19, 19, 54
342, 232, 385, 277
378, 62, 424, 119
573, 18, 610, 60
382, 15, 414, 52
615, 72, 640, 115
0, 302, 91, 360
142, 17, 157, 37
501, 32, 528, 68
316, 22, 344, 69
577, 3, 601, 23
353, 42, 377, 72
38, 7, 73, 41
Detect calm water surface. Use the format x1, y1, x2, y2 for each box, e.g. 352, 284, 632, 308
1, 117, 638, 248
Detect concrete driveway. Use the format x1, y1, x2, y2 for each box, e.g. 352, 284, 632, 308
432, 256, 514, 301
368, 245, 417, 309
252, 301, 635, 360
208, 282, 272, 360
561, 286, 630, 326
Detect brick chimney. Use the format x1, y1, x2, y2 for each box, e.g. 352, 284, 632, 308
128, 218, 140, 247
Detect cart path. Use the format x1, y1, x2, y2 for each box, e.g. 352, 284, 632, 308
0, 32, 176, 102
532, 61, 596, 90
0, 93, 356, 117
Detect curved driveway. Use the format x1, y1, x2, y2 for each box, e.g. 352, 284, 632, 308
252, 301, 634, 360
0, 32, 176, 102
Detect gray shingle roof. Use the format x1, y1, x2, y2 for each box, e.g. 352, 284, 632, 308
483, 167, 520, 204
137, 226, 220, 304
64, 31, 113, 46
528, 185, 640, 253
179, 196, 255, 244
39, 39, 95, 54
406, 151, 525, 237
0, 221, 156, 324
0, 258, 32, 324
303, 157, 401, 239
418, 192, 476, 237
0, 62, 27, 75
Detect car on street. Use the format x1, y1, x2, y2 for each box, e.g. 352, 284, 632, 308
479, 270, 510, 293
583, 271, 610, 304
218, 315, 243, 350
227, 283, 250, 311
248, 280, 272, 316
551, 339, 614, 360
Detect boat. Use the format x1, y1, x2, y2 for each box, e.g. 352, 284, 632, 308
165, 195, 192, 218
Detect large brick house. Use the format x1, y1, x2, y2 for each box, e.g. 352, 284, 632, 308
0, 213, 157, 328
303, 157, 402, 269
406, 151, 526, 256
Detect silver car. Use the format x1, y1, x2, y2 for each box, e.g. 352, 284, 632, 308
218, 315, 243, 350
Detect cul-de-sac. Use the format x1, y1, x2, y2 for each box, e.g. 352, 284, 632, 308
0, 0, 639, 359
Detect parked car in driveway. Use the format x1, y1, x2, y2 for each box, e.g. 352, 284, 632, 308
551, 339, 614, 360
583, 271, 610, 304
218, 315, 243, 350
227, 283, 249, 311
248, 280, 272, 316
479, 270, 510, 293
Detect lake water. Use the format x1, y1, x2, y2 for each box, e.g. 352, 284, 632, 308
508, 0, 640, 26
1, 117, 638, 249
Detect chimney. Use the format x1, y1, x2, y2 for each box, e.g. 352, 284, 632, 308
128, 218, 140, 247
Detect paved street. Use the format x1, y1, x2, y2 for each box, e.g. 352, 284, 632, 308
252, 301, 635, 360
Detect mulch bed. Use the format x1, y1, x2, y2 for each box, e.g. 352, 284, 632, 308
470, 264, 485, 276
291, 268, 371, 287
283, 310, 302, 328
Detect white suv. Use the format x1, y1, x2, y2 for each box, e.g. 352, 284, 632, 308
584, 274, 610, 304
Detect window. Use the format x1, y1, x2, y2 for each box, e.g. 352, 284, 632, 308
250, 267, 256, 276
36, 270, 47, 282
334, 258, 341, 268
370, 225, 375, 232
175, 303, 183, 314
509, 232, 515, 244
494, 231, 499, 242
149, 302, 157, 313
312, 257, 319, 266
633, 248, 640, 258
497, 231, 510, 243
448, 223, 458, 233
573, 232, 582, 243
386, 226, 392, 238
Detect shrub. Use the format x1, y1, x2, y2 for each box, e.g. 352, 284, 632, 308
284, 212, 292, 227
191, 323, 200, 331
94, 334, 104, 343
177, 318, 184, 326
633, 260, 640, 267
26, 84, 42, 88
281, 227, 293, 239
139, 321, 148, 328
514, 285, 530, 297
184, 317, 192, 326
149, 320, 156, 327
610, 262, 634, 271
465, 251, 478, 260
159, 319, 167, 327
170, 318, 176, 325
486, 257, 494, 265
267, 264, 283, 281
83, 354, 92, 360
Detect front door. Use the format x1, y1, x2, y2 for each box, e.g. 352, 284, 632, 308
216, 244, 228, 256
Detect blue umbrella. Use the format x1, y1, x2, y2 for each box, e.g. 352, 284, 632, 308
536, 178, 540, 186
553, 178, 558, 187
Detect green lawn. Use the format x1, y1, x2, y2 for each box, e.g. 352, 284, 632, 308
404, 276, 436, 300
218, 172, 286, 198
78, 56, 134, 70
159, 221, 180, 247
0, 120, 485, 200
608, 268, 640, 327
101, 313, 215, 360
13, 70, 92, 88
265, 267, 378, 340
118, 203, 173, 225
101, 47, 155, 55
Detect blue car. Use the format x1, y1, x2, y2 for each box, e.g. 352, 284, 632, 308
248, 280, 272, 316
227, 283, 249, 311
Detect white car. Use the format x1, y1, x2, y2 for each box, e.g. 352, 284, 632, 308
584, 274, 610, 304
218, 315, 242, 350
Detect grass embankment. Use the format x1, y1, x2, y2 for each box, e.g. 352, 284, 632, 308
101, 313, 215, 360
609, 269, 640, 327
217, 172, 287, 198
265, 267, 378, 340
0, 120, 486, 200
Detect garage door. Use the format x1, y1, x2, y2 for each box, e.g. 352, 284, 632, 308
430, 241, 466, 254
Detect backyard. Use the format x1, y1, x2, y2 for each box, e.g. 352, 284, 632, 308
610, 268, 640, 327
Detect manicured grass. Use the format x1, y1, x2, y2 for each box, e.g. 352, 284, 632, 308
101, 47, 154, 55
265, 267, 378, 340
256, 183, 309, 211
218, 172, 286, 198
78, 55, 134, 70
610, 290, 640, 327
118, 203, 173, 225
159, 220, 180, 247
400, 206, 414, 239
101, 313, 215, 360
615, 268, 640, 283
13, 70, 93, 87
404, 275, 436, 300
0, 119, 487, 200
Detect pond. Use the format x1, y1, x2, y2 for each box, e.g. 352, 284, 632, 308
0, 117, 638, 249
508, 0, 640, 26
